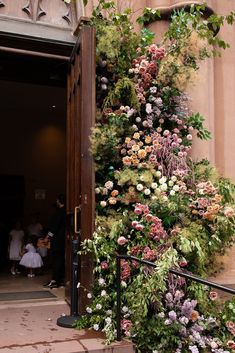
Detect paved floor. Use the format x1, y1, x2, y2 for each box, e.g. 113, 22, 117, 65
0, 271, 135, 353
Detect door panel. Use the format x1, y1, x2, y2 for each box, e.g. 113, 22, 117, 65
65, 23, 95, 314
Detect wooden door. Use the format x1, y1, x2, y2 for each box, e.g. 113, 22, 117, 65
65, 22, 95, 314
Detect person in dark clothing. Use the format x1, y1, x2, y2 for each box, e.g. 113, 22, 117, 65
44, 194, 66, 289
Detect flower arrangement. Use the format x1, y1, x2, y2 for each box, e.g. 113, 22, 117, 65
76, 1, 235, 352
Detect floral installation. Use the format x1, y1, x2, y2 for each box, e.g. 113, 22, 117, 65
76, 1, 235, 352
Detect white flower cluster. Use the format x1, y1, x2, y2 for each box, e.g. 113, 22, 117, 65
136, 172, 180, 199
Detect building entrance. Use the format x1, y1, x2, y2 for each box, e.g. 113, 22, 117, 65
0, 53, 67, 301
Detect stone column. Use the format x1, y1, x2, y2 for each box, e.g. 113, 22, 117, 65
209, 0, 235, 284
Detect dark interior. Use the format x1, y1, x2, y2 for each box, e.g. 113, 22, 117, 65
0, 52, 67, 269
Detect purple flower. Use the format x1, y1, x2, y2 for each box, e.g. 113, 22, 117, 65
179, 316, 189, 325
168, 310, 177, 321
165, 292, 173, 302
181, 299, 197, 318
189, 345, 199, 353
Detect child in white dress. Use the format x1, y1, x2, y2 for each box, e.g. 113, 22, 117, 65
20, 236, 43, 277
9, 221, 24, 275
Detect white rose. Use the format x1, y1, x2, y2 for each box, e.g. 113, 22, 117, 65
144, 188, 151, 195
87, 293, 92, 299
104, 181, 113, 190
156, 171, 162, 178
151, 182, 158, 189
98, 278, 105, 286
105, 317, 112, 324
136, 117, 141, 123
100, 201, 107, 207
146, 103, 152, 114
93, 324, 99, 331
121, 281, 127, 288
95, 188, 101, 194
168, 180, 174, 187
136, 184, 144, 191
86, 307, 92, 314
132, 124, 138, 131
162, 196, 168, 202
171, 176, 177, 182
154, 188, 161, 195
122, 306, 129, 312
173, 185, 179, 192
159, 176, 167, 184
170, 190, 175, 196
96, 304, 102, 310
101, 290, 107, 297
160, 183, 167, 191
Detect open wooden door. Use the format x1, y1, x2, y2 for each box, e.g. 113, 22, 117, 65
65, 21, 95, 314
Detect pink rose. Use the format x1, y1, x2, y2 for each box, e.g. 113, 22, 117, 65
209, 291, 218, 301
131, 221, 138, 228
227, 340, 235, 349
134, 207, 142, 215
117, 236, 128, 245
101, 261, 108, 270
135, 223, 144, 231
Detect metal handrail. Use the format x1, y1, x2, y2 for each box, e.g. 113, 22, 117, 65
116, 254, 235, 341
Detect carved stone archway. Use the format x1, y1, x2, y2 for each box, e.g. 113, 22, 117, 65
0, 0, 85, 46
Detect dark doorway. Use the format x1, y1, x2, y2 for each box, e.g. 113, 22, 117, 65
0, 53, 67, 293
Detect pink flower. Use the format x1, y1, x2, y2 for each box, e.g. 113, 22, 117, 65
187, 134, 192, 140
121, 319, 132, 331
104, 181, 113, 190
131, 221, 138, 228
227, 340, 235, 349
135, 223, 144, 231
130, 246, 143, 256
209, 291, 218, 301
145, 213, 153, 222
117, 236, 128, 245
178, 261, 188, 267
121, 260, 131, 280
226, 321, 235, 330
101, 261, 108, 270
134, 207, 142, 215
224, 207, 235, 218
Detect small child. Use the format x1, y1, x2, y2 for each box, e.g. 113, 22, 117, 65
37, 235, 49, 258
9, 221, 24, 275
20, 236, 43, 277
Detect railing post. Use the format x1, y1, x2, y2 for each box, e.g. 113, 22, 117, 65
116, 255, 121, 341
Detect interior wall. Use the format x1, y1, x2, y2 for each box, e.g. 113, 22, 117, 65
0, 80, 66, 228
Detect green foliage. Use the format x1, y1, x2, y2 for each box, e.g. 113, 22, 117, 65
103, 77, 140, 110
187, 112, 212, 140
136, 7, 161, 26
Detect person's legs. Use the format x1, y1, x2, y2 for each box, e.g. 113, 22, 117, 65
11, 260, 16, 275
27, 268, 34, 277
43, 250, 64, 288
52, 250, 65, 285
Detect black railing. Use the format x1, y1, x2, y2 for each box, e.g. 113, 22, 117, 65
116, 254, 235, 341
